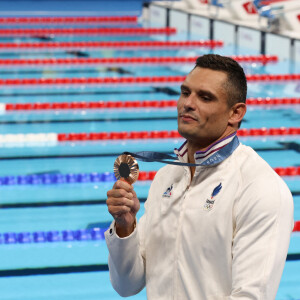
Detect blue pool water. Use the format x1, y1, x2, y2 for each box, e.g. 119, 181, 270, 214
0, 13, 299, 300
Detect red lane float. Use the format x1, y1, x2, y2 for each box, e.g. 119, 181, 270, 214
0, 74, 299, 86
247, 74, 300, 81
232, 55, 278, 63
4, 97, 300, 111
274, 167, 300, 177
246, 97, 300, 105
0, 16, 138, 24
0, 40, 223, 51
57, 130, 182, 141
0, 76, 186, 86
138, 167, 300, 181
0, 27, 177, 37
4, 100, 178, 111
56, 127, 300, 142
0, 55, 278, 67
237, 127, 300, 136
293, 221, 300, 232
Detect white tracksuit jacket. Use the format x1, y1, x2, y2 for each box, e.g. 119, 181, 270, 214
105, 134, 294, 300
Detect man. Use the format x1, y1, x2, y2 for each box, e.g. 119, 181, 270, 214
105, 54, 294, 299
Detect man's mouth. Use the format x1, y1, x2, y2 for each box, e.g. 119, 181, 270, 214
179, 113, 197, 122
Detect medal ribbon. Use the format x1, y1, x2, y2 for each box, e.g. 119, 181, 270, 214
123, 135, 240, 167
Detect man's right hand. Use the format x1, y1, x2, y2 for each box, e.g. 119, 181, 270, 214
106, 180, 140, 238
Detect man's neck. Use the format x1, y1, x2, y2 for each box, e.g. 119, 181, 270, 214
187, 130, 237, 180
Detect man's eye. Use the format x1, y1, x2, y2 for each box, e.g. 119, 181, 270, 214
201, 95, 211, 101
181, 90, 189, 96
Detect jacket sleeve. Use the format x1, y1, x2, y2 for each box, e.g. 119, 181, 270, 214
229, 174, 294, 299
105, 208, 147, 297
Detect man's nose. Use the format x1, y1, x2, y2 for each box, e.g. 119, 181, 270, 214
183, 94, 196, 110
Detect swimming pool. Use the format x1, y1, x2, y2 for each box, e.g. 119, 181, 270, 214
0, 14, 299, 300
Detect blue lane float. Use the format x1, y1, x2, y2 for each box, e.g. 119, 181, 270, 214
1, 227, 108, 244
0, 172, 116, 186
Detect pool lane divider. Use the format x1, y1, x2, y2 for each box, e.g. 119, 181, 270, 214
3, 97, 299, 112
0, 74, 299, 87
0, 27, 176, 37
0, 55, 278, 67
0, 127, 299, 145
0, 227, 107, 244
0, 40, 223, 51
0, 166, 299, 188
0, 220, 299, 246
0, 16, 138, 24
57, 127, 300, 141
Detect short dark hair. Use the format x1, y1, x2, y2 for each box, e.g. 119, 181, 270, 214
195, 54, 247, 107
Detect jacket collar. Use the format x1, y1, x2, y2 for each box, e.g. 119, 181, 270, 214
174, 133, 239, 167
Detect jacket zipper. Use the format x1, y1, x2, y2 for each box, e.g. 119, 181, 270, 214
173, 176, 192, 300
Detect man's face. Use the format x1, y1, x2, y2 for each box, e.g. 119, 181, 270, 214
177, 67, 233, 148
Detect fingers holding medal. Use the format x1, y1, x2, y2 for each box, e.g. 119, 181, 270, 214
106, 154, 140, 237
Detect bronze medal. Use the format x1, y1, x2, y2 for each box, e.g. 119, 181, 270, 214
114, 154, 139, 184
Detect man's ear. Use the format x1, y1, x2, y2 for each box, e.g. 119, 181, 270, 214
228, 103, 247, 127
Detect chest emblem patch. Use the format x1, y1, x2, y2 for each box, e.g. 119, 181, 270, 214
162, 184, 173, 198
203, 183, 222, 211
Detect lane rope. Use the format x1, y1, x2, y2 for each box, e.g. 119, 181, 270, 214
1, 219, 299, 245
0, 27, 176, 37
3, 98, 300, 112
0, 16, 138, 24
0, 74, 299, 86
1, 219, 300, 245
0, 40, 223, 50
0, 166, 298, 187
0, 228, 106, 244
0, 128, 298, 145
0, 55, 278, 67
